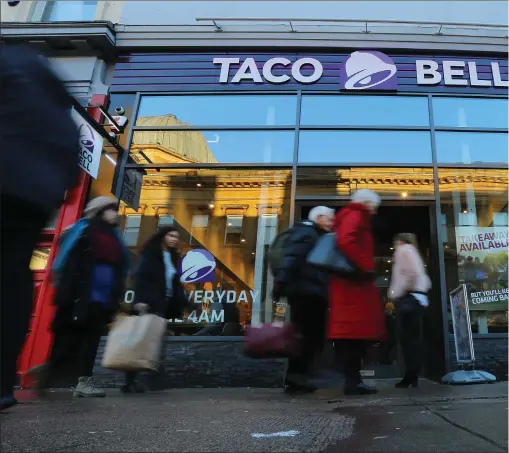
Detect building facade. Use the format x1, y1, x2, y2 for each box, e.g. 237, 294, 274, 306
2, 1, 507, 388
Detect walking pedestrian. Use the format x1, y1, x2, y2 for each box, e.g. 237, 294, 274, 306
388, 233, 431, 388
27, 197, 130, 398
122, 227, 188, 393
0, 45, 79, 410
328, 190, 387, 395
273, 206, 335, 395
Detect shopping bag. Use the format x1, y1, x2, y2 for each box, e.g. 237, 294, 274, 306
244, 322, 302, 359
101, 314, 166, 372
306, 232, 357, 276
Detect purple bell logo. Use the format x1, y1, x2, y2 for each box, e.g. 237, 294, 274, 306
340, 51, 397, 90
78, 123, 96, 154
179, 249, 216, 284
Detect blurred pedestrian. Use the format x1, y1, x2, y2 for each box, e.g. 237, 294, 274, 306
27, 197, 130, 398
122, 227, 187, 393
0, 45, 79, 410
274, 206, 335, 395
389, 233, 431, 388
328, 190, 387, 395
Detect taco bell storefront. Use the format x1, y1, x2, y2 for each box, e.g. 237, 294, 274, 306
92, 49, 508, 388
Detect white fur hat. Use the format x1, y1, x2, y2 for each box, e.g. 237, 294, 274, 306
83, 196, 118, 219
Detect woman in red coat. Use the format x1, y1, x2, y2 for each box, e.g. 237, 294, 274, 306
328, 189, 387, 395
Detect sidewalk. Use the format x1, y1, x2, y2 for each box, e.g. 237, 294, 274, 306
1, 379, 507, 452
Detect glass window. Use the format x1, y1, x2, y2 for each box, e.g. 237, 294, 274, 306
433, 97, 508, 129
119, 168, 293, 334
296, 167, 435, 198
88, 151, 118, 199
30, 248, 51, 271
123, 215, 142, 247
43, 1, 97, 21
190, 215, 209, 245
157, 214, 174, 229
301, 95, 429, 126
436, 132, 508, 165
136, 95, 297, 127
439, 168, 508, 334
298, 131, 432, 164
131, 130, 294, 164
225, 215, 244, 245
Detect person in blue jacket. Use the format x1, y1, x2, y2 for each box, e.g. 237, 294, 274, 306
27, 196, 130, 398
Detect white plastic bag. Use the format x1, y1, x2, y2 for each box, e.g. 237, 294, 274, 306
101, 314, 166, 372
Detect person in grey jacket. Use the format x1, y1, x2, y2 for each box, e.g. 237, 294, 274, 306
273, 206, 334, 395
0, 44, 79, 410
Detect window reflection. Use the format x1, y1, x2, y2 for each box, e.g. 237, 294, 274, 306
30, 248, 51, 271
119, 169, 292, 335
136, 95, 297, 126
433, 97, 508, 129
436, 132, 508, 165
301, 95, 429, 126
440, 168, 508, 334
131, 130, 294, 164
298, 131, 432, 164
296, 167, 435, 198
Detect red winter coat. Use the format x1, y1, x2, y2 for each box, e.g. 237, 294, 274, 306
327, 203, 387, 342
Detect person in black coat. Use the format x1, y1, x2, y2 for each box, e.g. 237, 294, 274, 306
0, 45, 79, 410
27, 197, 130, 398
122, 226, 188, 393
273, 206, 335, 395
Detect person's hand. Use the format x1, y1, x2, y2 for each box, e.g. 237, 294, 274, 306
133, 303, 149, 313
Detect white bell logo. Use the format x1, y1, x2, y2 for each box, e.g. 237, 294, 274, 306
343, 51, 397, 90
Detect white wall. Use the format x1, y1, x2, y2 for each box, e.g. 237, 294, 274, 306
120, 1, 508, 26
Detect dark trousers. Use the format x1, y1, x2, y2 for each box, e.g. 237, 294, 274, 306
286, 296, 327, 385
0, 195, 49, 398
398, 307, 422, 379
334, 339, 368, 387
48, 326, 103, 378
48, 303, 107, 380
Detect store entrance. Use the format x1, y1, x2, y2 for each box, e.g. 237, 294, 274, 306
297, 202, 437, 382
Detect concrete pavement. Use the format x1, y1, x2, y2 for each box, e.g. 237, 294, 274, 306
1, 379, 507, 452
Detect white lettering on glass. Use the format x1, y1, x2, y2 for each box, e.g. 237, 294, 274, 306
415, 60, 442, 85
443, 61, 468, 86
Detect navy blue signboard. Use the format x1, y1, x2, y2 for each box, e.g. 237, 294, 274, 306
111, 51, 508, 95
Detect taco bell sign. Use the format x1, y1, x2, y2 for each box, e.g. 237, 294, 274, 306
71, 108, 103, 179
213, 52, 507, 90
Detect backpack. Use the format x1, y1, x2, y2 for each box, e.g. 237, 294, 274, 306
268, 228, 293, 278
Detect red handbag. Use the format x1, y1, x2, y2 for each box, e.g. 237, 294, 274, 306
244, 322, 302, 359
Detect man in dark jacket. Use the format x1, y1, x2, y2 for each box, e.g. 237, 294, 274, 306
274, 206, 334, 394
0, 45, 79, 409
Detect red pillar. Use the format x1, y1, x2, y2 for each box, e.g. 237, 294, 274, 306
19, 95, 109, 388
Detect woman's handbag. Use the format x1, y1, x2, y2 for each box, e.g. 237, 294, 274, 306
244, 322, 302, 359
101, 314, 167, 372
306, 232, 356, 276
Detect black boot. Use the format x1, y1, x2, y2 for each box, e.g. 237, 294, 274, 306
395, 375, 418, 388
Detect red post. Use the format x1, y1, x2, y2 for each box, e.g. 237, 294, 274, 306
19, 95, 109, 388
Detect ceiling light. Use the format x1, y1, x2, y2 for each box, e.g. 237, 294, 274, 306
196, 183, 202, 187
209, 203, 215, 209
463, 210, 468, 214
241, 238, 246, 243
401, 192, 408, 198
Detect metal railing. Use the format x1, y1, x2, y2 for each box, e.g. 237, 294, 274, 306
195, 17, 508, 36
